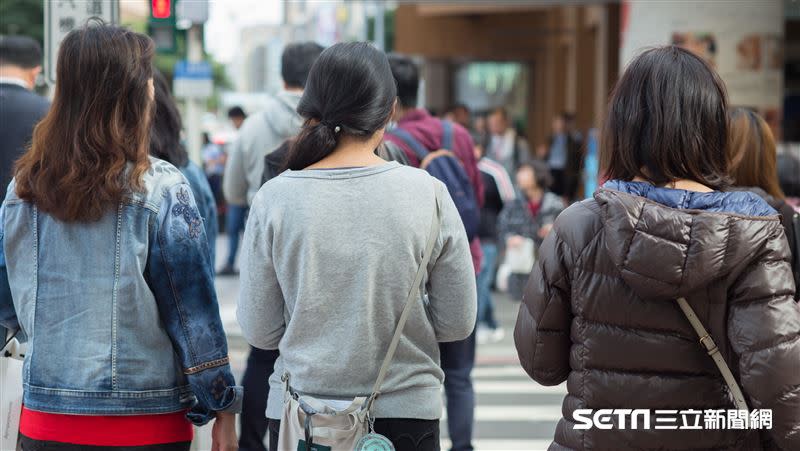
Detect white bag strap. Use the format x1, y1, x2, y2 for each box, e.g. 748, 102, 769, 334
675, 297, 748, 411
367, 180, 442, 410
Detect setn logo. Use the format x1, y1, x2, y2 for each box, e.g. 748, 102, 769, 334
573, 409, 651, 430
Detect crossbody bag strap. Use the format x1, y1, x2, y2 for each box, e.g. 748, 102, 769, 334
367, 181, 443, 410
675, 297, 748, 411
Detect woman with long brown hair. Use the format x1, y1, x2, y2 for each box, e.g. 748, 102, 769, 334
0, 24, 240, 450
727, 107, 799, 291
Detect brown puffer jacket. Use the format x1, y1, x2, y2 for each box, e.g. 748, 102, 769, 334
514, 185, 800, 450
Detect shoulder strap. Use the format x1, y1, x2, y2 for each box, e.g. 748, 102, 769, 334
441, 120, 453, 150
388, 127, 429, 161
675, 297, 748, 411
368, 180, 442, 408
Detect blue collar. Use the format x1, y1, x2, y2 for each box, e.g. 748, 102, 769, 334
602, 180, 777, 217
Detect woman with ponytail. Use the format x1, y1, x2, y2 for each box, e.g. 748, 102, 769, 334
237, 42, 476, 451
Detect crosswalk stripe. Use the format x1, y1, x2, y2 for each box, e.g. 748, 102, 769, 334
442, 405, 563, 421
472, 365, 531, 378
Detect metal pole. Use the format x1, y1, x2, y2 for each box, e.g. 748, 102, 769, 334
375, 1, 385, 51
186, 24, 203, 165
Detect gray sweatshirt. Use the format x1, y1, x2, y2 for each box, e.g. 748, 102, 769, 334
223, 91, 303, 206
237, 162, 477, 420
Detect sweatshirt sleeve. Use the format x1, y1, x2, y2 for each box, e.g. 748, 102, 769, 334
514, 226, 574, 386
237, 197, 286, 350
727, 226, 800, 450
425, 182, 477, 342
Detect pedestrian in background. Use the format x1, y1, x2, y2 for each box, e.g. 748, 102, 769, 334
497, 161, 564, 301
544, 112, 583, 201
150, 68, 218, 266
228, 105, 246, 130
0, 35, 48, 193
475, 145, 515, 344
221, 42, 323, 277
201, 131, 226, 222
237, 42, 476, 451
0, 24, 241, 451
727, 107, 800, 295
386, 53, 482, 451
228, 41, 324, 451
486, 107, 530, 175
515, 45, 799, 450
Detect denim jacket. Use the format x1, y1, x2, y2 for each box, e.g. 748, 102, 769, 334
0, 158, 242, 425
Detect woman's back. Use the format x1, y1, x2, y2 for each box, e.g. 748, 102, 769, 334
515, 181, 799, 450
237, 162, 476, 420
515, 44, 799, 451
1, 158, 234, 414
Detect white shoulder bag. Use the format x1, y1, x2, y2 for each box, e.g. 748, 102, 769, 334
1, 331, 24, 451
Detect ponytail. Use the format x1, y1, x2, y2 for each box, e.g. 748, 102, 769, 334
280, 42, 397, 172
284, 120, 339, 171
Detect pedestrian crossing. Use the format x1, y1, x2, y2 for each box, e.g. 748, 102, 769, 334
438, 289, 567, 451
440, 363, 566, 451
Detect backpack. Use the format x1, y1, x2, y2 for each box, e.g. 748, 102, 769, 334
389, 120, 480, 240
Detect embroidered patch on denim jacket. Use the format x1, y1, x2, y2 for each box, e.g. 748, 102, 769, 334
172, 187, 203, 239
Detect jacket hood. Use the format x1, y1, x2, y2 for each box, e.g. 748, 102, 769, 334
595, 180, 781, 301
262, 91, 303, 139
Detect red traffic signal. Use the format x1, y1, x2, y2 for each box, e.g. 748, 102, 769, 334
152, 0, 171, 19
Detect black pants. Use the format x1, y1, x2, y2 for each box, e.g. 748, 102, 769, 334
550, 168, 566, 197
20, 435, 190, 451
267, 418, 440, 451
239, 347, 280, 451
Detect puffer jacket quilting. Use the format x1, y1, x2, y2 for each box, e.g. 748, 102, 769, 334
515, 182, 800, 450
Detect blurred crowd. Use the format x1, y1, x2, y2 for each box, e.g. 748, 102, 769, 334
2, 25, 800, 451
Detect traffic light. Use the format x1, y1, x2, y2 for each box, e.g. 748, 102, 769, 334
152, 0, 172, 20
149, 0, 176, 52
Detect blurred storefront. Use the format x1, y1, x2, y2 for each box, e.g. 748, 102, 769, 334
395, 0, 785, 147
394, 1, 620, 148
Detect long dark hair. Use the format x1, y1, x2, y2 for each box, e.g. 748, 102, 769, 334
284, 42, 397, 171
15, 23, 154, 222
600, 46, 731, 190
150, 68, 189, 168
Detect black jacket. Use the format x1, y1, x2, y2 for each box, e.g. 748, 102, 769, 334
515, 183, 799, 450
0, 83, 49, 192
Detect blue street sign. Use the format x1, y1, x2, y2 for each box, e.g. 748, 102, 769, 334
174, 60, 213, 80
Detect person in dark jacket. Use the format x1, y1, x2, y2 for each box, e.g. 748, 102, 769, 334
149, 69, 218, 266
727, 107, 800, 297
0, 35, 49, 193
498, 161, 565, 301
544, 112, 583, 201
515, 46, 799, 450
